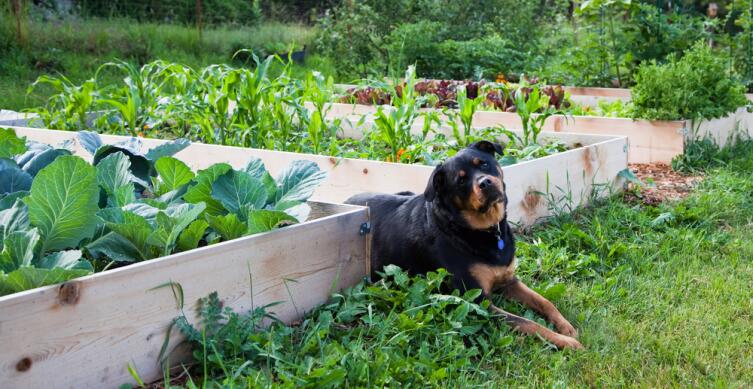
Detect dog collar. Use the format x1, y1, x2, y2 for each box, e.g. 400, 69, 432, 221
492, 224, 504, 250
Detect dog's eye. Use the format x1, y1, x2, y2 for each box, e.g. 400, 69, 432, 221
480, 162, 489, 168
458, 177, 466, 185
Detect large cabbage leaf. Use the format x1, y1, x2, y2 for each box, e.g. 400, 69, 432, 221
24, 156, 100, 254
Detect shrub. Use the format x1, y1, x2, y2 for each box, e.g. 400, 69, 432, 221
631, 41, 748, 120
431, 36, 530, 80
314, 0, 543, 80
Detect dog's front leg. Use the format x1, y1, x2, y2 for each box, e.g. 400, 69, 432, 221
501, 277, 578, 338
488, 304, 583, 350
454, 273, 582, 350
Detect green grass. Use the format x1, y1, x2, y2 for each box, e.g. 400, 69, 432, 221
0, 17, 332, 111
165, 142, 753, 387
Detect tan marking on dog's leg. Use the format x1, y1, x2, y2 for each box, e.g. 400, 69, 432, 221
502, 278, 578, 338
469, 259, 517, 295
489, 304, 582, 350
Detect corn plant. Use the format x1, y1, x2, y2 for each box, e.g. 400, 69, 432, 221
299, 71, 341, 154
371, 66, 423, 162
513, 85, 567, 146
93, 60, 175, 136
446, 85, 485, 148
26, 75, 97, 131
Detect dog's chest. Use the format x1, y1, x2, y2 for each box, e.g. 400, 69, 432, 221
468, 257, 517, 295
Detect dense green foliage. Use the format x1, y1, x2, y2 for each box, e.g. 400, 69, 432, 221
163, 139, 753, 387
631, 41, 748, 120
0, 16, 319, 111
0, 128, 326, 296
314, 0, 542, 79
27, 59, 568, 166
73, 0, 336, 24
313, 0, 753, 94
77, 0, 263, 26
174, 267, 501, 387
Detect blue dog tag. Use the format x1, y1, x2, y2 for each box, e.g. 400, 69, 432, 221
497, 239, 505, 250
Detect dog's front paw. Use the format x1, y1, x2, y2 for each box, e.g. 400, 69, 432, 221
556, 320, 578, 338
552, 334, 584, 350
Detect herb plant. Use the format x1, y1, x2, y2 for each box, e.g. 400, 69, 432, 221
631, 41, 749, 121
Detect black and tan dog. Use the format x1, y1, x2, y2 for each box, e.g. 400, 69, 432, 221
346, 141, 582, 350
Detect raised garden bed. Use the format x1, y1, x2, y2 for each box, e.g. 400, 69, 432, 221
10, 126, 628, 228
0, 128, 369, 387
323, 99, 748, 164
333, 81, 752, 164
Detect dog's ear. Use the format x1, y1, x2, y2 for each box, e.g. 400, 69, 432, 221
424, 163, 445, 202
470, 140, 504, 155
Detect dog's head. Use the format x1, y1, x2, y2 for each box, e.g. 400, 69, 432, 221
424, 141, 508, 230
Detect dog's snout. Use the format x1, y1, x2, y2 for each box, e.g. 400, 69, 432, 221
478, 176, 493, 190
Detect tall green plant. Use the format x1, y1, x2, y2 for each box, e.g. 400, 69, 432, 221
371, 66, 423, 162
301, 71, 340, 154
513, 85, 564, 146
447, 86, 485, 147
27, 75, 97, 131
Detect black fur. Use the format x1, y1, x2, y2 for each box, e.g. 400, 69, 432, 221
346, 141, 514, 293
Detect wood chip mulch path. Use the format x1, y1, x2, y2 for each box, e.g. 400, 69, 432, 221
624, 163, 703, 205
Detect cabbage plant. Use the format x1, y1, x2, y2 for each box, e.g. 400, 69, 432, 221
0, 129, 327, 296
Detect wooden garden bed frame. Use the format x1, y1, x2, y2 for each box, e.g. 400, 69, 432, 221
321, 100, 749, 164
10, 126, 627, 228
0, 128, 370, 388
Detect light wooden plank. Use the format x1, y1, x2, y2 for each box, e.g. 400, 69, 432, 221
0, 111, 36, 127
564, 86, 631, 98
324, 90, 751, 163
0, 202, 368, 388
503, 136, 627, 226
565, 87, 631, 108
333, 84, 634, 99
691, 107, 753, 147
318, 103, 683, 163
